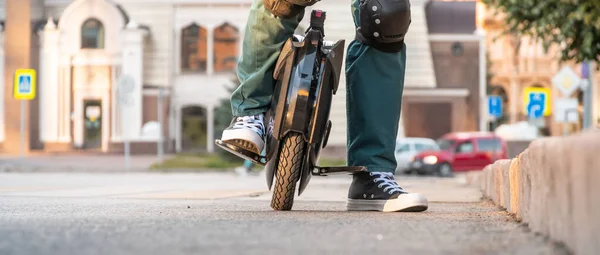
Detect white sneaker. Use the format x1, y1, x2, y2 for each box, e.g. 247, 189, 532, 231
221, 114, 266, 154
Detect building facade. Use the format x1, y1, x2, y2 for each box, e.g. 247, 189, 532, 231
0, 0, 484, 155
478, 0, 600, 135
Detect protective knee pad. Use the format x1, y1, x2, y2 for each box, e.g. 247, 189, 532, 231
264, 0, 320, 18
356, 0, 411, 53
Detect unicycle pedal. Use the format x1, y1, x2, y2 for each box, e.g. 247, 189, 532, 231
312, 166, 367, 176
215, 140, 267, 166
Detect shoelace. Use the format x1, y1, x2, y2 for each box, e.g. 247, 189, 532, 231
370, 172, 405, 194
233, 116, 265, 137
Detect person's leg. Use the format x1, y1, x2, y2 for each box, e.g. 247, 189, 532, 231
235, 159, 255, 177
345, 43, 406, 174
221, 0, 302, 154
345, 0, 428, 212
231, 0, 302, 117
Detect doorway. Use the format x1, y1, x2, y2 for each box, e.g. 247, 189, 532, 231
181, 106, 208, 152
83, 100, 102, 149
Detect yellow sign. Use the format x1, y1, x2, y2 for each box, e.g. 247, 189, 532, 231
13, 69, 36, 100
523, 87, 551, 117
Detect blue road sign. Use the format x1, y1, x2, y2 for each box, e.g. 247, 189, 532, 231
13, 69, 36, 100
526, 92, 546, 119
523, 87, 551, 119
18, 75, 31, 93
488, 96, 503, 118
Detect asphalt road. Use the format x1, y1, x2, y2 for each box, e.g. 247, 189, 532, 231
0, 173, 569, 255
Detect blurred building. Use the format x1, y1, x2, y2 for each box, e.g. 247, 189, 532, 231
0, 0, 250, 154
308, 0, 485, 149
0, 0, 483, 155
478, 0, 600, 136
400, 0, 484, 139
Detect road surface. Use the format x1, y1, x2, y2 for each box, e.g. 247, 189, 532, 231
0, 172, 568, 255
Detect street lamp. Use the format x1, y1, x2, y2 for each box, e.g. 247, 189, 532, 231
581, 61, 594, 129
476, 28, 487, 132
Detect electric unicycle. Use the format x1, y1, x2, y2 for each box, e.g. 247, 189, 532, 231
216, 10, 366, 211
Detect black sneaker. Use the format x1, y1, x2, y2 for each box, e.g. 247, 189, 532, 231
346, 172, 428, 212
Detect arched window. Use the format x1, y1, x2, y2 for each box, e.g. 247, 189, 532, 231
181, 23, 208, 72
81, 18, 105, 49
213, 23, 240, 73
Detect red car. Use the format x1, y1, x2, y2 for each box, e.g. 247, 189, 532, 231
407, 132, 508, 177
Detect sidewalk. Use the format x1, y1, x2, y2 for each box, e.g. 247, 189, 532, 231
0, 172, 568, 254
0, 154, 167, 172
247, 174, 481, 203
0, 171, 479, 203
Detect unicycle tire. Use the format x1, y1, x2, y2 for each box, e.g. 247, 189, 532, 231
271, 133, 305, 211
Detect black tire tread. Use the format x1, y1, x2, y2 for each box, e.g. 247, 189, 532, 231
438, 163, 453, 177
270, 133, 305, 211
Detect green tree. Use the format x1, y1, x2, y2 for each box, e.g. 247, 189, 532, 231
213, 77, 243, 159
482, 0, 600, 65
214, 76, 240, 140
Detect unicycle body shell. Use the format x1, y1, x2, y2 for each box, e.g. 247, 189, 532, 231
262, 10, 345, 195
215, 10, 363, 204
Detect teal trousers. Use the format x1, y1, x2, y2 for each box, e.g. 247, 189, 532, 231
231, 0, 407, 174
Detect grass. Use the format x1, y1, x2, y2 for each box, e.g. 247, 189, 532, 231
150, 153, 244, 171
150, 152, 347, 172
316, 157, 347, 167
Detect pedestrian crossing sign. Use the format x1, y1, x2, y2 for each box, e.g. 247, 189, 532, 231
13, 69, 36, 100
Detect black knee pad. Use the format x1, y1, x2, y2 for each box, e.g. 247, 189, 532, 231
264, 0, 320, 19
356, 0, 411, 53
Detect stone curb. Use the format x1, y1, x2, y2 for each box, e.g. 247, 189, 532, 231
465, 130, 600, 255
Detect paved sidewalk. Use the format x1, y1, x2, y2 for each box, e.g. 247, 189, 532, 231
0, 172, 479, 202
0, 172, 569, 254
0, 154, 166, 172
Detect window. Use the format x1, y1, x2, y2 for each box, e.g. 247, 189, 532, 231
455, 141, 474, 153
396, 143, 411, 153
81, 18, 105, 49
415, 143, 437, 152
213, 23, 240, 73
181, 24, 208, 72
437, 139, 455, 151
477, 138, 502, 152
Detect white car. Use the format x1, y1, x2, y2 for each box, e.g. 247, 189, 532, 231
395, 137, 440, 173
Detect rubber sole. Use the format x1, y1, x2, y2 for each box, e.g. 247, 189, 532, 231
222, 139, 261, 155
221, 128, 265, 154
346, 193, 429, 212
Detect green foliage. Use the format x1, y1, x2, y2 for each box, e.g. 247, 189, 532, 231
150, 153, 243, 170
214, 76, 239, 139
482, 0, 600, 64
214, 76, 242, 159
317, 157, 347, 167
182, 116, 207, 148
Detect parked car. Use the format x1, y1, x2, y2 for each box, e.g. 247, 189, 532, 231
395, 137, 440, 173
408, 132, 508, 177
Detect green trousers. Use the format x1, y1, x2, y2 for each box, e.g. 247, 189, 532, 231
231, 0, 407, 174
